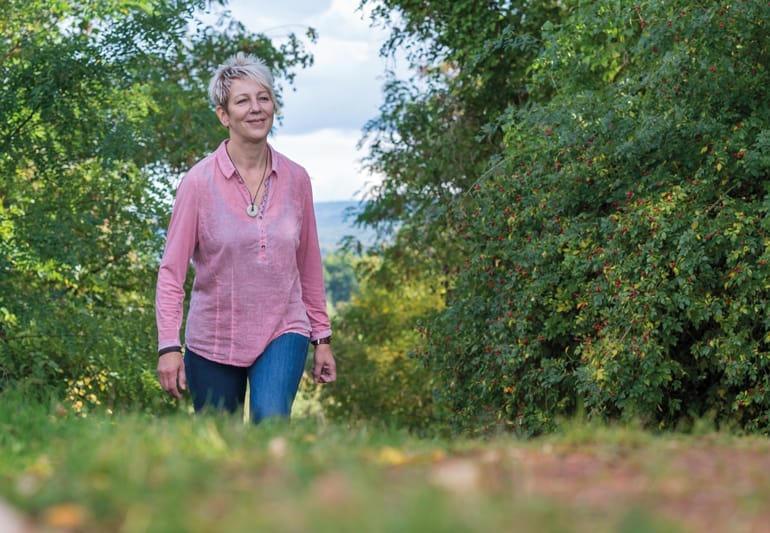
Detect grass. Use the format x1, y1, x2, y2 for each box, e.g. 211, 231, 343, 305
1, 387, 768, 532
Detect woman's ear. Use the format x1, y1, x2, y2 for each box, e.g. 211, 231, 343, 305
215, 105, 230, 128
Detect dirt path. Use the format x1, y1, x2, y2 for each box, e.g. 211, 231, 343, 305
425, 437, 770, 532
522, 445, 770, 531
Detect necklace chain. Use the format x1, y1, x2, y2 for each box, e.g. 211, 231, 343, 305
227, 147, 270, 217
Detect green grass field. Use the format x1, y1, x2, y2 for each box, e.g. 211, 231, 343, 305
2, 388, 769, 532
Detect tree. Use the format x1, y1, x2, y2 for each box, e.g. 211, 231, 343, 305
316, 255, 443, 433
424, 0, 770, 435
318, 1, 567, 431
354, 0, 565, 282
0, 0, 315, 410
322, 251, 359, 308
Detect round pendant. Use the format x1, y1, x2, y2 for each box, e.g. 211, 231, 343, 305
246, 204, 259, 217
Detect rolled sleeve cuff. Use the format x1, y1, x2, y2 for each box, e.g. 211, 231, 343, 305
310, 329, 332, 344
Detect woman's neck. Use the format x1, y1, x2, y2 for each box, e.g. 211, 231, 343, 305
226, 138, 269, 172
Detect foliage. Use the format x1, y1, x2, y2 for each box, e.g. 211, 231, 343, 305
354, 0, 566, 281
315, 256, 443, 433
423, 0, 770, 435
348, 0, 568, 434
0, 0, 314, 410
322, 251, 359, 308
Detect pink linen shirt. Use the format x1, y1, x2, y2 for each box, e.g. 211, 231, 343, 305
155, 140, 331, 367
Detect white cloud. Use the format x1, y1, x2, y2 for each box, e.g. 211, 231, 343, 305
218, 0, 390, 135
269, 128, 380, 203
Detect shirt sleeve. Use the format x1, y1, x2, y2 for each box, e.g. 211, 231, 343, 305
155, 173, 199, 350
296, 177, 332, 342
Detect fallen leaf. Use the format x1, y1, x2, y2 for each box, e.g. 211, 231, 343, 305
43, 503, 87, 529
376, 446, 408, 466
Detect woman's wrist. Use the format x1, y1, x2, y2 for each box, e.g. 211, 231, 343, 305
311, 336, 331, 346
158, 345, 182, 357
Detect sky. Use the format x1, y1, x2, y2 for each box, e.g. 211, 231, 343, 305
198, 0, 402, 202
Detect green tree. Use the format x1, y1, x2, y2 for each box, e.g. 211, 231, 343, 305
322, 251, 359, 308
316, 255, 443, 433
424, 0, 770, 435
354, 0, 565, 281
0, 0, 314, 411
325, 1, 567, 433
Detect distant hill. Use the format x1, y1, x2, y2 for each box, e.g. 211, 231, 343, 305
314, 200, 375, 256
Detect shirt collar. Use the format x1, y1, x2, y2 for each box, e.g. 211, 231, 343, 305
216, 139, 276, 180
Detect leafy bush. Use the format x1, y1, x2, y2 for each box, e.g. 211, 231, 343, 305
316, 256, 443, 433
323, 251, 359, 307
424, 0, 770, 435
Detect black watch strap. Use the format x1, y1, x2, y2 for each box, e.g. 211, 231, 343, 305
158, 346, 182, 357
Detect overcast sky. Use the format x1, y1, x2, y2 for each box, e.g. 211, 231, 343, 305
199, 0, 402, 202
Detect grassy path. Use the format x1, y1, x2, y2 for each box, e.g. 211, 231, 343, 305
2, 402, 770, 532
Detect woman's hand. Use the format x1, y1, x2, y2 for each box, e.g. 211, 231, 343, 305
157, 351, 186, 398
312, 344, 337, 384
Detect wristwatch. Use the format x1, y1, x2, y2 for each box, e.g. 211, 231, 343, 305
311, 336, 332, 346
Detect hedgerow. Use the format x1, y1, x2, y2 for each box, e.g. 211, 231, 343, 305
423, 0, 770, 435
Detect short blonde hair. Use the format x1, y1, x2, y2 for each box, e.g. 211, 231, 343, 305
208, 52, 276, 108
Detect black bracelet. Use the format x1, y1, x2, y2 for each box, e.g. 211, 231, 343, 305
311, 336, 332, 346
158, 346, 182, 357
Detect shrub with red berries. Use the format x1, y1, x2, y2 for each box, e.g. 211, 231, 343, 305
424, 0, 770, 435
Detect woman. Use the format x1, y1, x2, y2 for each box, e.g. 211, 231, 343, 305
155, 52, 336, 423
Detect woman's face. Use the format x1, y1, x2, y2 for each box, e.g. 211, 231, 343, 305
216, 77, 274, 144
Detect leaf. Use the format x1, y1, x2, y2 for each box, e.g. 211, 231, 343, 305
43, 503, 87, 529
376, 446, 408, 466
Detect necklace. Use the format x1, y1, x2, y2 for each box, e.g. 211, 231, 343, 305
227, 147, 270, 217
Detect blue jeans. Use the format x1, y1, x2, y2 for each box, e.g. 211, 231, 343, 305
184, 333, 309, 424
